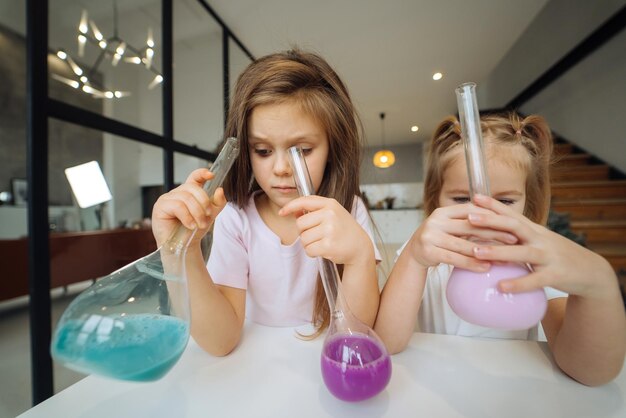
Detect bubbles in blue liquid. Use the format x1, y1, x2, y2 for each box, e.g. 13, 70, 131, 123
52, 314, 189, 381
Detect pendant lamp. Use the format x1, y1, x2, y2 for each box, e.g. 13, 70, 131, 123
373, 112, 395, 168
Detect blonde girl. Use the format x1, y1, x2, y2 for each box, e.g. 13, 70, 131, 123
375, 112, 625, 386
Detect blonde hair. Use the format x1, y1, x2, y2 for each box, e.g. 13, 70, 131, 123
423, 112, 553, 224
218, 49, 364, 336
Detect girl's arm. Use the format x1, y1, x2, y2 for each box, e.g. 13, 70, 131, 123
375, 245, 428, 354
374, 203, 517, 353
470, 194, 626, 386
279, 196, 379, 327
152, 168, 246, 356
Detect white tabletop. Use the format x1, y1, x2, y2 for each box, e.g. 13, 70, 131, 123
19, 322, 626, 418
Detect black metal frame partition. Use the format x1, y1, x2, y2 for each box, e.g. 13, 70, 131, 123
25, 0, 254, 405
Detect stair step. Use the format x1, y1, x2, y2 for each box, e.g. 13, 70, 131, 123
551, 165, 610, 181
551, 198, 626, 221
571, 220, 626, 244
554, 153, 591, 167
551, 180, 626, 199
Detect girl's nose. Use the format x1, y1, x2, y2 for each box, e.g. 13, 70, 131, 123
273, 152, 292, 176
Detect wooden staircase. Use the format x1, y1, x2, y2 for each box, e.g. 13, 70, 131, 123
550, 141, 626, 293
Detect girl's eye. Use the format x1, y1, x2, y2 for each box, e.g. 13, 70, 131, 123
452, 197, 470, 204
253, 148, 272, 157
301, 148, 313, 156
498, 199, 515, 205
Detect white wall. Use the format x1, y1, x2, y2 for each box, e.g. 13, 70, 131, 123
361, 143, 424, 184
480, 0, 626, 173
521, 29, 626, 173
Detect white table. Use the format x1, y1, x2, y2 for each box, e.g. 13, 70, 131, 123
19, 322, 626, 418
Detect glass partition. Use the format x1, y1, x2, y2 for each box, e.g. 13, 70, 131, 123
48, 0, 163, 135
229, 39, 253, 99
173, 0, 223, 152
0, 11, 28, 240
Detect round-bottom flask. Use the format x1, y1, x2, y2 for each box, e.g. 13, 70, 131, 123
288, 145, 391, 402
51, 137, 240, 381
446, 263, 547, 329
320, 309, 391, 402
50, 232, 192, 381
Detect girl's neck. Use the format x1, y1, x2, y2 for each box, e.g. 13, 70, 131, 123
255, 193, 299, 245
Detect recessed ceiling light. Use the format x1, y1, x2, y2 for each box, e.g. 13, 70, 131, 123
433, 72, 443, 81
411, 126, 419, 132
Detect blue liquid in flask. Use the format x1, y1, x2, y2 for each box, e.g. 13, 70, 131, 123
52, 313, 189, 381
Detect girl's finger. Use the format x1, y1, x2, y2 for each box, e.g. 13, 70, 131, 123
472, 243, 545, 265
279, 195, 327, 216
434, 247, 491, 272
440, 219, 518, 244
467, 211, 534, 243
186, 168, 214, 185
497, 271, 548, 294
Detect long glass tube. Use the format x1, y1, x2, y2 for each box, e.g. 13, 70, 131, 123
456, 82, 490, 198
287, 146, 340, 314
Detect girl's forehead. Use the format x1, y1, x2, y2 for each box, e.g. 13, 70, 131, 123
443, 144, 528, 190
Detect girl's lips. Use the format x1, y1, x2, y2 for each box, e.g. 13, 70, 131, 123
274, 186, 297, 194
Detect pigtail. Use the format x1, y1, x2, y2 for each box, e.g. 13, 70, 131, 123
518, 113, 554, 225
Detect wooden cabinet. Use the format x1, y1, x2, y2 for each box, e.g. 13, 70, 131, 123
0, 228, 157, 302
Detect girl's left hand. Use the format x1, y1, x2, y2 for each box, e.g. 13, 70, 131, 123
468, 194, 617, 300
279, 196, 373, 266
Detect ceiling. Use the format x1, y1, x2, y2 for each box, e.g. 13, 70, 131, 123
204, 0, 550, 146
1, 0, 550, 147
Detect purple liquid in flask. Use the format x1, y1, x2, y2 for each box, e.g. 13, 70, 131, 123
321, 334, 392, 402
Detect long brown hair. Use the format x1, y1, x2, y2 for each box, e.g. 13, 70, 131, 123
423, 112, 553, 224
219, 48, 365, 335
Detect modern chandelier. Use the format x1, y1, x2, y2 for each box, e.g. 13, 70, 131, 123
50, 1, 163, 99
373, 112, 396, 168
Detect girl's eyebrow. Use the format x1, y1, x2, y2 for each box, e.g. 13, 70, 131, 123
492, 190, 524, 197
248, 133, 324, 144
445, 188, 523, 197
444, 188, 470, 194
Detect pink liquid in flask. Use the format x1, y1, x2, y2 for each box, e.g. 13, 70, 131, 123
446, 263, 547, 329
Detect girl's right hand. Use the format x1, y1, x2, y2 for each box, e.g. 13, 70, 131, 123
151, 168, 227, 247
407, 203, 518, 272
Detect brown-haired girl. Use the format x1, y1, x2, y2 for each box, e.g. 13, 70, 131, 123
375, 112, 626, 386
152, 49, 380, 356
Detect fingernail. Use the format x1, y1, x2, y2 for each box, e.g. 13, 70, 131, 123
479, 262, 491, 270
189, 222, 197, 230
474, 194, 488, 203
473, 247, 487, 256
504, 234, 517, 243
468, 213, 482, 223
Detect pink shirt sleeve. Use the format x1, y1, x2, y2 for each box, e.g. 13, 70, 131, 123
352, 197, 382, 262
207, 204, 250, 289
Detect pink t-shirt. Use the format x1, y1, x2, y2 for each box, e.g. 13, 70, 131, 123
207, 193, 380, 326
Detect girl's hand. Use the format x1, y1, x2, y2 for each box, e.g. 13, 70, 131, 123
407, 203, 518, 272
151, 168, 227, 247
469, 194, 617, 299
278, 196, 373, 266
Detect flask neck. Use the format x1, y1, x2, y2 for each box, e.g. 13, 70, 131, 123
164, 224, 197, 255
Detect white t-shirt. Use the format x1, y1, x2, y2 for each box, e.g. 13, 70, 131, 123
417, 262, 568, 341
207, 193, 381, 327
